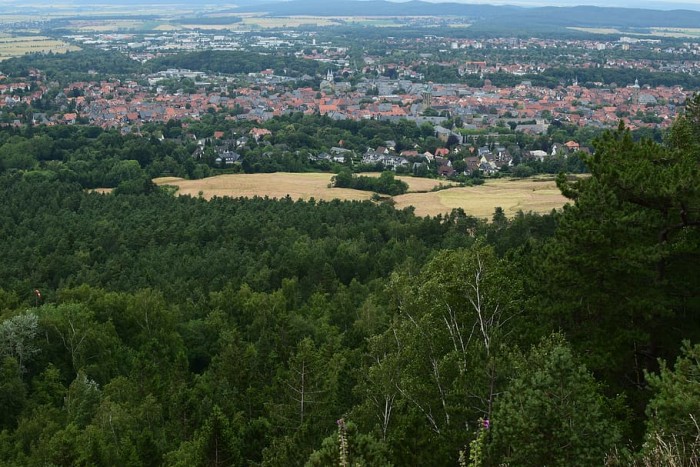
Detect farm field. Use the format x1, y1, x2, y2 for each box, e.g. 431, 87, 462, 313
240, 16, 341, 28
392, 177, 568, 218
0, 36, 80, 60
648, 27, 700, 38
569, 26, 700, 38
153, 173, 569, 219
61, 15, 342, 32
66, 20, 154, 32
340, 17, 410, 27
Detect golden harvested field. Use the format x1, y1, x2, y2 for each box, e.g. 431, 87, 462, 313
154, 24, 181, 31
178, 24, 239, 31
89, 188, 114, 194
648, 28, 700, 38
241, 16, 341, 28
569, 27, 625, 35
569, 26, 700, 39
393, 178, 569, 218
71, 20, 147, 32
154, 173, 569, 219
155, 173, 371, 202
0, 36, 80, 60
343, 18, 407, 27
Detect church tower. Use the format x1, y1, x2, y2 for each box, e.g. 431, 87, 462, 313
422, 83, 433, 109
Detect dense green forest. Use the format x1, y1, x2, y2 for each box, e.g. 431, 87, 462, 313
0, 114, 594, 187
0, 124, 211, 190
0, 48, 323, 85
0, 94, 699, 466
0, 48, 144, 84
331, 170, 409, 195
418, 63, 700, 89
148, 51, 324, 78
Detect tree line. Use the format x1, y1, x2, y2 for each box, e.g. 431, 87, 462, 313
0, 97, 698, 466
331, 170, 409, 196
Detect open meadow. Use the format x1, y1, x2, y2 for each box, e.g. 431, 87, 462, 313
392, 177, 568, 217
153, 173, 569, 219
569, 26, 700, 38
240, 16, 341, 28
0, 36, 80, 60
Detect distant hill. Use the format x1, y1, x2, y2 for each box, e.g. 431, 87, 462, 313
232, 0, 700, 29
232, 0, 516, 18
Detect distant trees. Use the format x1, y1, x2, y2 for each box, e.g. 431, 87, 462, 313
0, 312, 40, 374
149, 50, 323, 78
0, 84, 697, 466
0, 125, 211, 187
331, 170, 408, 196
0, 48, 142, 84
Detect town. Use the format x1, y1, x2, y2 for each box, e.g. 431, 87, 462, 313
1, 2, 700, 466
0, 13, 698, 179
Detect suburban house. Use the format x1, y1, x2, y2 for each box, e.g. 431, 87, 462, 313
529, 149, 549, 162
564, 140, 580, 151
361, 148, 409, 170
215, 151, 241, 165
250, 127, 272, 141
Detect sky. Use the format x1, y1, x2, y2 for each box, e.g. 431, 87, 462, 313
5, 0, 700, 11
410, 0, 700, 10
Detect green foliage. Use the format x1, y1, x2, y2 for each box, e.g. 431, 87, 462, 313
0, 311, 40, 374
165, 406, 242, 467
530, 116, 700, 415
487, 334, 623, 466
645, 341, 700, 450
65, 372, 101, 428
149, 50, 323, 78
465, 421, 488, 467
332, 169, 409, 196
306, 419, 393, 466
0, 356, 26, 430
510, 164, 534, 178
0, 94, 697, 465
0, 48, 143, 84
352, 244, 521, 463
0, 125, 211, 188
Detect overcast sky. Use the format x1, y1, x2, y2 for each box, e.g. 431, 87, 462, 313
7, 0, 700, 11
397, 0, 700, 10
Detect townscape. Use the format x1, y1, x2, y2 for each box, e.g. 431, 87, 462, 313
0, 1, 699, 466
1, 24, 696, 179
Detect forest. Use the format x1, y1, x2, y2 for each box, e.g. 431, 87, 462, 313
0, 48, 323, 86
418, 63, 700, 89
0, 112, 594, 190
147, 51, 324, 79
0, 49, 144, 85
331, 170, 409, 196
0, 84, 698, 466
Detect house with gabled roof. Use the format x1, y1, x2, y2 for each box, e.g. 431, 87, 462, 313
215, 151, 241, 165
250, 127, 272, 141
564, 140, 580, 151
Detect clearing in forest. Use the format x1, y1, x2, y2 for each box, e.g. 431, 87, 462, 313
392, 177, 568, 218
153, 173, 569, 219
